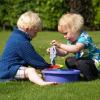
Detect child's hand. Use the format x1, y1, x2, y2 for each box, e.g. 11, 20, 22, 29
46, 48, 50, 54
50, 40, 61, 48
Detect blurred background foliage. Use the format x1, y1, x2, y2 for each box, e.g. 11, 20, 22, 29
0, 0, 100, 31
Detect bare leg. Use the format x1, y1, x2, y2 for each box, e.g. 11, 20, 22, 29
25, 68, 57, 86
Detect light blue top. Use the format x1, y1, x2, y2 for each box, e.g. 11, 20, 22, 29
67, 31, 100, 66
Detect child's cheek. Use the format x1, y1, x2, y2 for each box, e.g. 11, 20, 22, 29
70, 37, 76, 42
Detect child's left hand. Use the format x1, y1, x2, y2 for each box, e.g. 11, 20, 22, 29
46, 48, 50, 54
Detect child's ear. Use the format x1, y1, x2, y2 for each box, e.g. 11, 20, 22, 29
24, 27, 30, 32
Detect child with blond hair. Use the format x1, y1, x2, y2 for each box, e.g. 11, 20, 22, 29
0, 11, 57, 85
48, 13, 100, 81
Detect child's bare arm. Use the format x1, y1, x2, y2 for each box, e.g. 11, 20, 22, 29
51, 40, 85, 53
60, 43, 85, 53
47, 47, 67, 57
56, 47, 68, 56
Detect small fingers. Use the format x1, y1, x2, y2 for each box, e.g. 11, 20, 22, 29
47, 48, 50, 53
50, 40, 56, 46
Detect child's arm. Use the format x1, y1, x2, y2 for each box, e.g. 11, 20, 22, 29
17, 42, 50, 69
56, 47, 68, 56
60, 43, 85, 53
51, 40, 85, 53
47, 47, 68, 57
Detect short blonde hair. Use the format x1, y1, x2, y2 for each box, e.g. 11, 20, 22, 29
58, 13, 84, 33
17, 11, 42, 31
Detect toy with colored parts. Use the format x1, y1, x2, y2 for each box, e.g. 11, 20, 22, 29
50, 46, 56, 65
49, 46, 63, 68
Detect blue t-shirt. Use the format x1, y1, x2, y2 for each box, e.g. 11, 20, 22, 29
67, 31, 100, 65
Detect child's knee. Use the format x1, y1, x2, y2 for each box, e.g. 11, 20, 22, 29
25, 67, 36, 77
65, 57, 77, 68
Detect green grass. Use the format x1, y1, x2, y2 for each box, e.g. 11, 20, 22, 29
0, 31, 100, 100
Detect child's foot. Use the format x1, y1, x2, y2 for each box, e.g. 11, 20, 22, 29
40, 82, 58, 86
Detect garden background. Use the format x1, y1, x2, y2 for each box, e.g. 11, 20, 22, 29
0, 0, 100, 31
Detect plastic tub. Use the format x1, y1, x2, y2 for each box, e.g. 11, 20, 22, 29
42, 69, 80, 83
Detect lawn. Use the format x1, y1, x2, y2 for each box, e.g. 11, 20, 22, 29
0, 31, 100, 100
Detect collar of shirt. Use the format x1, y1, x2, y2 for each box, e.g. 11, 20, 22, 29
13, 27, 32, 41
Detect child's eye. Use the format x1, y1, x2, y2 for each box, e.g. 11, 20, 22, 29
62, 32, 67, 35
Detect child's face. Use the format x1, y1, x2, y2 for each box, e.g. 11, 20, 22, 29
58, 25, 79, 43
27, 27, 39, 38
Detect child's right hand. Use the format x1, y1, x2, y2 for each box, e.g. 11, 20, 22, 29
50, 40, 61, 48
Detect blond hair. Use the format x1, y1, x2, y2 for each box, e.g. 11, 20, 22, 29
58, 13, 84, 33
17, 11, 42, 31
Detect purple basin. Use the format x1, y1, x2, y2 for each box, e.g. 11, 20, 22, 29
42, 69, 80, 83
